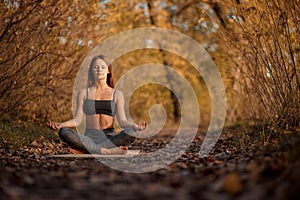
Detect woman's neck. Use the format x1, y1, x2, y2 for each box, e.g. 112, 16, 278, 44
95, 79, 109, 90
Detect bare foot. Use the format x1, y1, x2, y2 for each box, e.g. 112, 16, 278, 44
70, 148, 88, 154
100, 146, 128, 155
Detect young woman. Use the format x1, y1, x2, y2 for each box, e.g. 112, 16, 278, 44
47, 55, 147, 155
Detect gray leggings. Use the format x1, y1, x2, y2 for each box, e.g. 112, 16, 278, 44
58, 128, 137, 154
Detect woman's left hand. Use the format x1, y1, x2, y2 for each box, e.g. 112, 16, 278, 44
135, 122, 147, 131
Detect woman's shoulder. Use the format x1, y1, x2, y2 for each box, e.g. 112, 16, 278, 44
77, 88, 88, 98
113, 89, 124, 96
113, 89, 125, 102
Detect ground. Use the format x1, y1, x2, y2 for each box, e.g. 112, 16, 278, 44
0, 127, 299, 200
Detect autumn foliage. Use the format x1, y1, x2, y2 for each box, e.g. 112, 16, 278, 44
0, 0, 299, 131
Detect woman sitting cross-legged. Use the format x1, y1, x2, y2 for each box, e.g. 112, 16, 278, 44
47, 55, 147, 155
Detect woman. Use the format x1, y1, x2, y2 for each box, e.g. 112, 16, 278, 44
47, 55, 147, 155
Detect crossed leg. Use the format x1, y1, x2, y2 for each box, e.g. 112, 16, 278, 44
58, 128, 135, 155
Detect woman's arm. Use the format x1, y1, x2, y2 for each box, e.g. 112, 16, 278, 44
47, 89, 85, 130
115, 90, 147, 131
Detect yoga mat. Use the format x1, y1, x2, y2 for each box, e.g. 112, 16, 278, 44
51, 150, 140, 158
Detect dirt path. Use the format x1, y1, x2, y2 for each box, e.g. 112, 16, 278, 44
0, 132, 299, 200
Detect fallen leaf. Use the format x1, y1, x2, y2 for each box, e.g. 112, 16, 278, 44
222, 172, 243, 194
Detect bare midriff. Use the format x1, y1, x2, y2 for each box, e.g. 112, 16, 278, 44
85, 114, 114, 130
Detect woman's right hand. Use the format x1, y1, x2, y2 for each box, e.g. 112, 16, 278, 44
46, 121, 61, 130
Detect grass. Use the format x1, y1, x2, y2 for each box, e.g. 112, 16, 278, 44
225, 123, 300, 159
0, 119, 60, 149
1, 118, 299, 160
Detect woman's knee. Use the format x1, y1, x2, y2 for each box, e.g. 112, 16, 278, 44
122, 128, 137, 137
58, 127, 67, 137
58, 128, 74, 141
119, 128, 137, 144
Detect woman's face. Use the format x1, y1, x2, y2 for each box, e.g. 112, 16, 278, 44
93, 58, 109, 81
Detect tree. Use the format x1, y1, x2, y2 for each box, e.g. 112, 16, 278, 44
0, 0, 231, 128
216, 0, 300, 130
0, 0, 110, 121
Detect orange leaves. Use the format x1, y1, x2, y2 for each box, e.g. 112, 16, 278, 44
221, 172, 243, 194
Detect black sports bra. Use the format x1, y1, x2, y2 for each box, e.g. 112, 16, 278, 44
83, 89, 116, 116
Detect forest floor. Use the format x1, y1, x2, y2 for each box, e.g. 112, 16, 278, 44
0, 122, 299, 200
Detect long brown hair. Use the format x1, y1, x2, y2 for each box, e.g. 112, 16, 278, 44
88, 55, 114, 88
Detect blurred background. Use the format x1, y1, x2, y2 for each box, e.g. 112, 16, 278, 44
0, 0, 299, 132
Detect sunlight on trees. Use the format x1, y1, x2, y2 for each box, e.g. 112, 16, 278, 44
0, 0, 298, 131
217, 0, 299, 131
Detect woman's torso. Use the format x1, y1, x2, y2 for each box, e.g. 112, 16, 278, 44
83, 87, 116, 130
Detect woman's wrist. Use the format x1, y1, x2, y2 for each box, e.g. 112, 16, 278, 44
133, 124, 139, 131
57, 122, 63, 129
